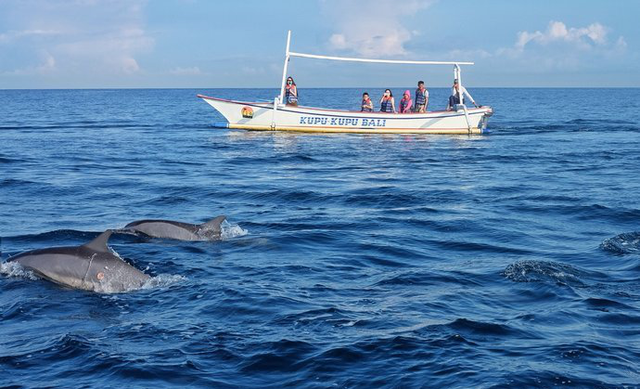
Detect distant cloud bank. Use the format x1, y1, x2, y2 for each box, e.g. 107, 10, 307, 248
514, 21, 625, 52
321, 0, 436, 57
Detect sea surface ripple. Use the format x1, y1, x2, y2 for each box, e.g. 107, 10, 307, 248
1, 88, 640, 388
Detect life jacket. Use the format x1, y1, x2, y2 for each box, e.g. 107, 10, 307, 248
399, 98, 412, 113
415, 88, 427, 105
361, 99, 373, 112
285, 85, 298, 104
380, 97, 393, 113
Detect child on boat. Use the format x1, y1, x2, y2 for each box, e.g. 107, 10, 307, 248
399, 90, 413, 113
379, 89, 395, 113
361, 92, 373, 112
285, 76, 298, 106
414, 81, 429, 112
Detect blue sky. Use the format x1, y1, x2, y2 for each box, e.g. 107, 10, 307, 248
0, 0, 638, 88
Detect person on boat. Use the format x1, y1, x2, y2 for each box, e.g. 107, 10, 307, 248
285, 76, 298, 106
447, 79, 478, 110
379, 89, 396, 113
361, 92, 373, 112
414, 81, 429, 113
399, 90, 413, 113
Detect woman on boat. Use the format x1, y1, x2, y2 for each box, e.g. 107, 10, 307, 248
399, 90, 413, 113
361, 92, 373, 112
285, 76, 298, 106
379, 89, 395, 113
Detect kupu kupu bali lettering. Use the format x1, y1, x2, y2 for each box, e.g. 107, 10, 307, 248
299, 116, 387, 127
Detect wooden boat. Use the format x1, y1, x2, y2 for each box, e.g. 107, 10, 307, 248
198, 31, 493, 135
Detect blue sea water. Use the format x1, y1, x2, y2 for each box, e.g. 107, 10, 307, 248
1, 87, 639, 388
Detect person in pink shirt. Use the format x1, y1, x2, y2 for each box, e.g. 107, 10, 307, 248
398, 90, 413, 113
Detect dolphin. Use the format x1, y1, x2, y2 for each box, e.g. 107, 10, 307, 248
123, 215, 226, 241
8, 230, 150, 293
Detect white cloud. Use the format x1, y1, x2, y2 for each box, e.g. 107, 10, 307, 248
37, 52, 56, 73
2, 51, 56, 75
514, 21, 612, 51
493, 20, 629, 74
0, 0, 153, 76
0, 29, 62, 43
321, 0, 436, 57
241, 66, 265, 75
170, 66, 203, 76
615, 36, 628, 49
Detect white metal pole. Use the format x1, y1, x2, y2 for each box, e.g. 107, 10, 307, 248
278, 30, 292, 105
455, 64, 463, 105
288, 52, 473, 66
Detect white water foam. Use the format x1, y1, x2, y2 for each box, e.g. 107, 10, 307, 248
221, 220, 248, 240
0, 261, 40, 281
78, 273, 187, 294
140, 274, 188, 290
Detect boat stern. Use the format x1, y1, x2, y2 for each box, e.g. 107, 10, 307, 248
480, 106, 493, 131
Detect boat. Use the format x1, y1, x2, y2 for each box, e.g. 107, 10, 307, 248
198, 31, 493, 135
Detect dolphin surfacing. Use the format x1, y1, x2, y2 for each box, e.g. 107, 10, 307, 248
124, 215, 226, 241
8, 230, 150, 293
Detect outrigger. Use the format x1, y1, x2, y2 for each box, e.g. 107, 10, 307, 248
198, 31, 493, 135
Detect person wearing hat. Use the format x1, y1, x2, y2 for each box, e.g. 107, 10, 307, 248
447, 79, 478, 111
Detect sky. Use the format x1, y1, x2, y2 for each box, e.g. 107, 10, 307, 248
0, 0, 638, 89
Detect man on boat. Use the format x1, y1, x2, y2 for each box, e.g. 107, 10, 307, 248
414, 81, 429, 113
285, 76, 298, 106
447, 79, 478, 111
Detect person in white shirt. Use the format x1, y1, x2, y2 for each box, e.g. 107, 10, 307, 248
447, 79, 478, 110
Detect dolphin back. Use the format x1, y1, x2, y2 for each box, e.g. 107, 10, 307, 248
124, 220, 201, 240
124, 216, 226, 241
198, 215, 226, 240
8, 230, 149, 293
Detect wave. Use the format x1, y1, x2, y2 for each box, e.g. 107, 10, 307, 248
601, 232, 640, 255
0, 332, 235, 388
507, 203, 640, 224
502, 260, 586, 286
494, 118, 640, 134
0, 156, 22, 164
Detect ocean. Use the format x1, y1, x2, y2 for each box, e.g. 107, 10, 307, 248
1, 88, 639, 388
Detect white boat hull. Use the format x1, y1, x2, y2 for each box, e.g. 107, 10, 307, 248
197, 95, 493, 135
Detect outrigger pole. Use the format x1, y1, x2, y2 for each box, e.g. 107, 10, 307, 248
278, 31, 292, 105
277, 30, 474, 106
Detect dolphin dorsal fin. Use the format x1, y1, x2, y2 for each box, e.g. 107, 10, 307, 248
201, 215, 226, 231
83, 230, 113, 252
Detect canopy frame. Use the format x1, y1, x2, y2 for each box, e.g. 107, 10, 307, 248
277, 30, 474, 106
